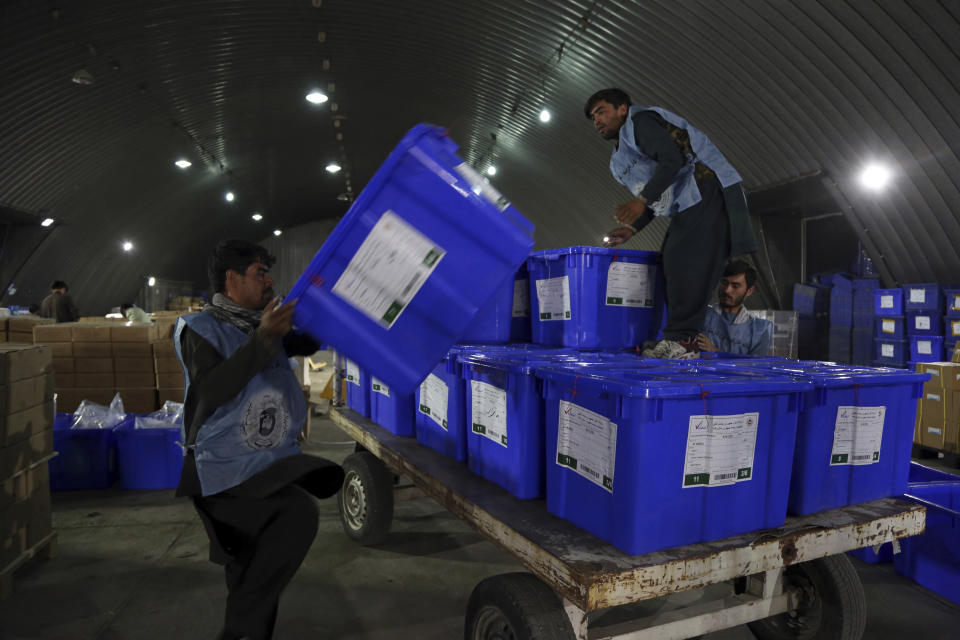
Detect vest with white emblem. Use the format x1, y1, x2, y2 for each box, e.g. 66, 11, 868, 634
174, 313, 305, 496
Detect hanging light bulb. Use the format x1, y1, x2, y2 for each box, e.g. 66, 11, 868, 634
539, 108, 552, 123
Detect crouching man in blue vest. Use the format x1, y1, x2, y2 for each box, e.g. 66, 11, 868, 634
697, 260, 772, 356
585, 88, 757, 359
174, 239, 344, 640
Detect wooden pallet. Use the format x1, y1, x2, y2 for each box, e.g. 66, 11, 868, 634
0, 531, 57, 600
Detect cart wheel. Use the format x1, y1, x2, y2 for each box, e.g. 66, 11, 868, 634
464, 572, 575, 640
747, 554, 866, 640
337, 452, 393, 545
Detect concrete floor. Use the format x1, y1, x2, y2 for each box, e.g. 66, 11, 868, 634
2, 416, 959, 640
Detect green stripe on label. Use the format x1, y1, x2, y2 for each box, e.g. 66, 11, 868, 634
684, 473, 709, 487
419, 404, 430, 415
382, 301, 404, 324
472, 423, 486, 434
607, 297, 622, 305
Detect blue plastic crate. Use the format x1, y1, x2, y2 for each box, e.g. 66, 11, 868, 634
945, 289, 960, 318
875, 316, 905, 340
944, 317, 960, 341
906, 311, 942, 336
793, 283, 830, 315
285, 124, 534, 394
527, 247, 663, 349
874, 289, 903, 316
903, 283, 942, 312
461, 272, 515, 344
851, 327, 874, 366
369, 375, 415, 436
708, 361, 927, 515
115, 416, 184, 490
828, 325, 851, 363
535, 363, 809, 555
344, 359, 370, 418
910, 462, 960, 483
49, 414, 119, 491
875, 338, 907, 366
415, 348, 467, 461
511, 263, 532, 343
896, 482, 960, 606
830, 287, 853, 326
909, 336, 944, 363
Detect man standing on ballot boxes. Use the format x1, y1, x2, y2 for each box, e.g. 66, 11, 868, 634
174, 239, 343, 640
697, 260, 772, 356
585, 88, 756, 358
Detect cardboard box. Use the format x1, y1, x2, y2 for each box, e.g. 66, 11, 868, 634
8, 316, 53, 332
120, 389, 157, 414
917, 362, 960, 391
8, 331, 33, 344
0, 429, 54, 479
46, 342, 73, 358
52, 357, 74, 374
112, 342, 152, 358
70, 324, 111, 343
33, 324, 74, 343
157, 388, 185, 406
117, 372, 155, 388
1, 462, 50, 512
1, 501, 28, 568
156, 372, 185, 388
111, 324, 158, 343
155, 321, 176, 340
919, 389, 960, 450
0, 375, 52, 415
154, 357, 181, 373
74, 358, 113, 373
72, 342, 113, 358
0, 344, 53, 385
152, 340, 176, 358
114, 357, 154, 373
1, 403, 52, 448
55, 372, 76, 388
75, 372, 115, 389
55, 389, 116, 413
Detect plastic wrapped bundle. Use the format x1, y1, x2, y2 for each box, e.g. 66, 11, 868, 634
135, 400, 184, 429
71, 393, 126, 429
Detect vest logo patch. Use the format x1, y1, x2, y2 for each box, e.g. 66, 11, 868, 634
241, 392, 291, 449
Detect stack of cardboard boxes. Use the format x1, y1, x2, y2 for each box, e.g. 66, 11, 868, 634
0, 344, 55, 594
154, 336, 185, 406
0, 316, 53, 344
167, 297, 203, 313
915, 361, 960, 453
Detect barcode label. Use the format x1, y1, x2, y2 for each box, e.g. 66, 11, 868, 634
831, 406, 885, 466
714, 472, 737, 481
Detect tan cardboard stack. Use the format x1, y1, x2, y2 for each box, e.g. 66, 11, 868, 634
0, 317, 7, 342
0, 343, 56, 596
154, 335, 185, 406
168, 297, 203, 312
914, 362, 960, 452
6, 316, 53, 344
33, 323, 160, 414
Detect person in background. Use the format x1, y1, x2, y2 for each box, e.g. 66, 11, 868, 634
39, 280, 79, 322
27, 303, 40, 315
120, 302, 151, 323
698, 260, 772, 356
584, 88, 756, 359
174, 239, 343, 640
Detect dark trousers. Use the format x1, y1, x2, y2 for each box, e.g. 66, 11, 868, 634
195, 485, 319, 640
661, 177, 731, 341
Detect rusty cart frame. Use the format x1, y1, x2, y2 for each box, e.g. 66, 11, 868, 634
328, 376, 925, 640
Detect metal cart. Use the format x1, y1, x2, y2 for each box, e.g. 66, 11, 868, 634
329, 406, 925, 640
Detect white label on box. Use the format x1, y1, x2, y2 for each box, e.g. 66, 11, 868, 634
535, 276, 571, 321
881, 343, 894, 358
915, 315, 931, 331
470, 380, 508, 447
371, 376, 390, 397
882, 319, 895, 334
682, 413, 758, 488
512, 279, 530, 318
924, 367, 940, 378
453, 162, 511, 212
605, 262, 656, 307
332, 210, 445, 329
927, 393, 941, 402
556, 401, 617, 493
918, 340, 933, 355
346, 359, 360, 386
418, 374, 449, 430
952, 321, 960, 337
909, 288, 926, 304
831, 406, 885, 465
880, 295, 894, 308
928, 427, 943, 435
952, 294, 960, 312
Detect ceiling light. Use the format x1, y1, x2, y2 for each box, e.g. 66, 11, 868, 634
122, 241, 134, 252
148, 276, 156, 287
273, 229, 282, 236
225, 191, 235, 202
40, 218, 54, 227
859, 163, 891, 191
325, 163, 342, 174
539, 108, 552, 123
486, 166, 497, 176
251, 213, 263, 221
306, 91, 328, 104
174, 159, 192, 169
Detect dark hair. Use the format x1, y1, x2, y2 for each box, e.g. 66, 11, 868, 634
50, 280, 67, 291
584, 88, 632, 119
723, 260, 757, 289
208, 239, 276, 294
120, 303, 133, 313
28, 303, 40, 314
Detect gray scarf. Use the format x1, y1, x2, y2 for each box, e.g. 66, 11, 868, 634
203, 293, 262, 334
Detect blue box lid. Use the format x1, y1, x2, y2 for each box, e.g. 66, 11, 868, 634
529, 246, 658, 259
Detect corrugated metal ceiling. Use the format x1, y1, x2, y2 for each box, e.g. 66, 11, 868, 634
1, 0, 958, 313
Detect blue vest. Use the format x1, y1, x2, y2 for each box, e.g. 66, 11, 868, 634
610, 105, 743, 217
174, 313, 305, 496
702, 306, 772, 356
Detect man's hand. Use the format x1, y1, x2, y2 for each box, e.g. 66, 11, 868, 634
696, 333, 718, 352
603, 227, 635, 247
614, 197, 647, 227
259, 297, 297, 338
